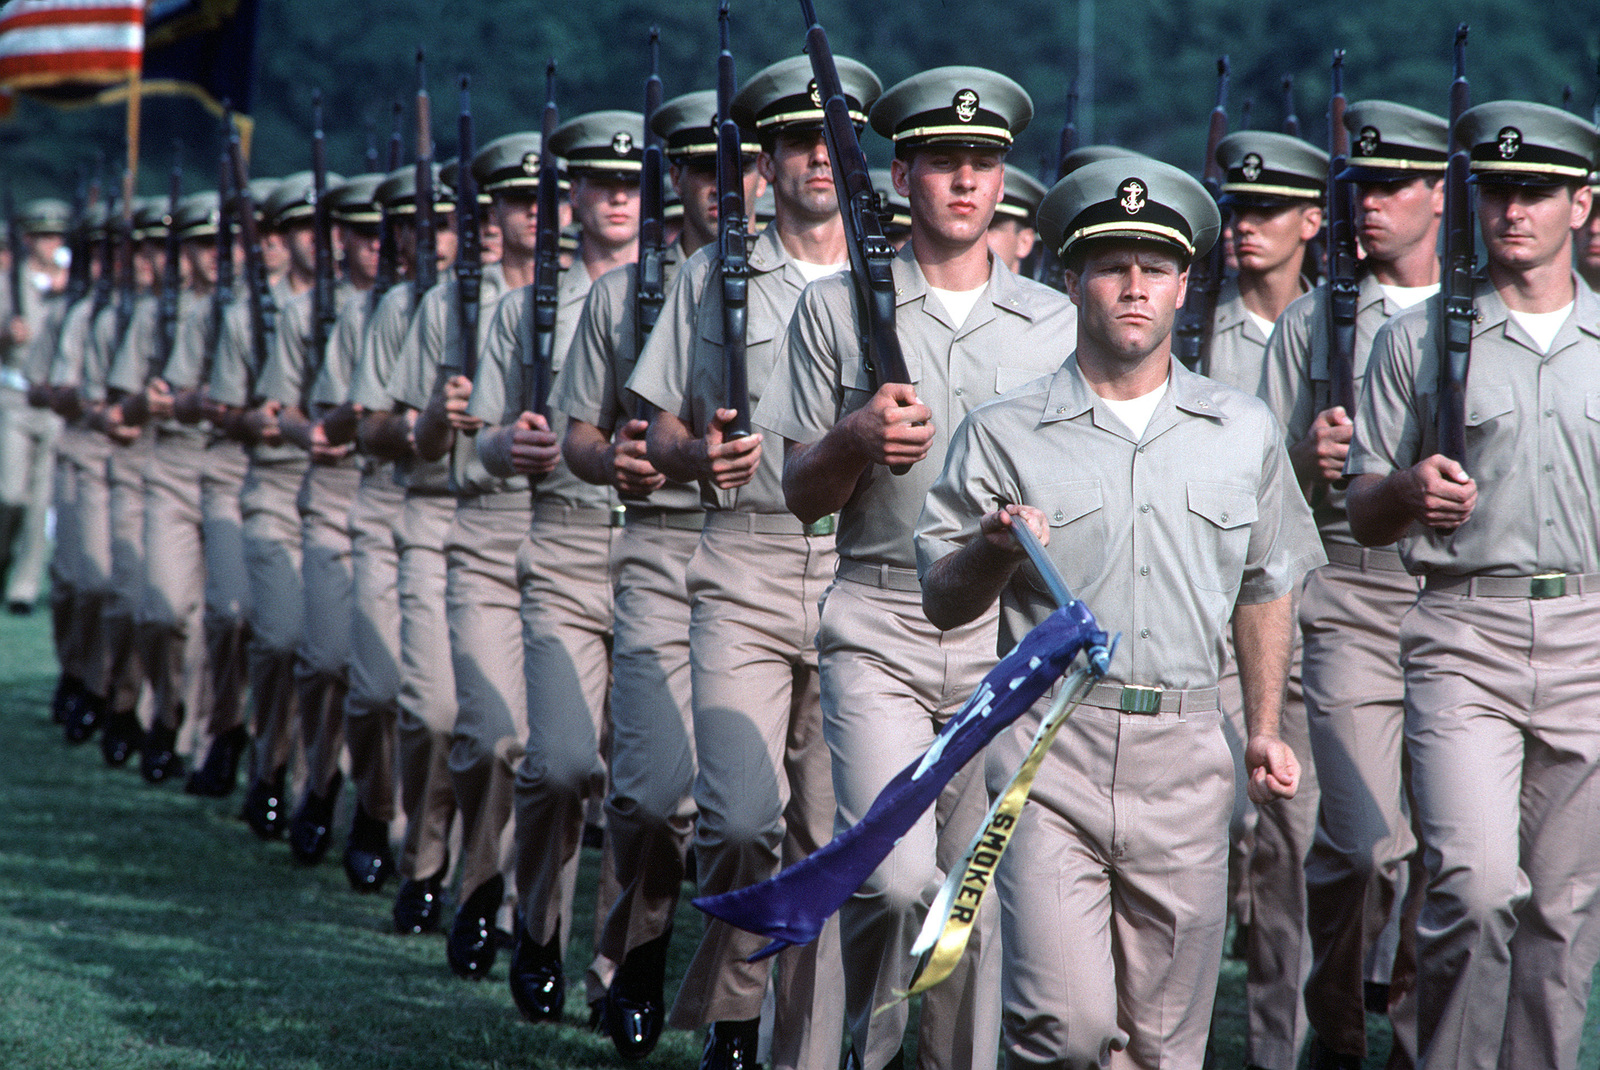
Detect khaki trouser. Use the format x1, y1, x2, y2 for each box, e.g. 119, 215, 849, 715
242, 459, 305, 783
600, 517, 699, 962
198, 441, 252, 749
345, 473, 405, 823
60, 428, 113, 694
0, 391, 60, 607
993, 698, 1234, 1070
1401, 585, 1600, 1070
104, 435, 149, 718
1301, 554, 1423, 1063
445, 492, 528, 920
821, 575, 1001, 1070
668, 523, 843, 1070
296, 460, 359, 795
1218, 606, 1318, 1070
139, 433, 209, 737
395, 492, 458, 881
511, 510, 615, 952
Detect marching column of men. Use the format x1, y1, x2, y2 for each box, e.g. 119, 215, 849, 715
14, 37, 1600, 1070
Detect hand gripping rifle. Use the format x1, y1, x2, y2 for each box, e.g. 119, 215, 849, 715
226, 115, 279, 390
718, 2, 754, 438
455, 75, 482, 381
1172, 57, 1230, 372
372, 102, 404, 310
798, 0, 914, 472
310, 90, 338, 402
1324, 50, 1359, 416
413, 50, 438, 300
1437, 24, 1473, 466
522, 60, 561, 421
635, 28, 667, 367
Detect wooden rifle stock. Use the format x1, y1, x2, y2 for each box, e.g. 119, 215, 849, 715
1437, 24, 1473, 466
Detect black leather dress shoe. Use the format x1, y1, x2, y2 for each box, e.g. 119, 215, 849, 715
241, 767, 289, 839
185, 726, 249, 797
51, 673, 83, 725
139, 724, 183, 783
99, 710, 142, 767
342, 803, 395, 893
605, 929, 672, 1060
699, 1018, 762, 1070
447, 874, 505, 978
508, 924, 566, 1022
288, 770, 343, 865
392, 868, 445, 935
63, 690, 105, 745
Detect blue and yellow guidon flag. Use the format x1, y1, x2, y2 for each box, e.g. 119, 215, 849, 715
693, 601, 1108, 973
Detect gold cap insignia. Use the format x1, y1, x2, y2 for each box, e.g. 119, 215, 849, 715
1241, 153, 1263, 181
1497, 126, 1521, 159
1119, 178, 1146, 214
953, 88, 979, 123
612, 131, 634, 155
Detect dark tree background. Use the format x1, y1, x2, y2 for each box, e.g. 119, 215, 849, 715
1, 0, 1597, 201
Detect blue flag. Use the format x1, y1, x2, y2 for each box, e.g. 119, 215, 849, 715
693, 601, 1108, 960
141, 0, 260, 116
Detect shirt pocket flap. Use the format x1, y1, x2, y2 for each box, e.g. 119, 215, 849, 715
1041, 480, 1104, 526
1586, 393, 1600, 422
1186, 482, 1257, 531
994, 366, 1043, 394
1464, 387, 1515, 427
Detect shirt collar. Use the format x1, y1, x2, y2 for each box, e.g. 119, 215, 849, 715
1040, 353, 1229, 427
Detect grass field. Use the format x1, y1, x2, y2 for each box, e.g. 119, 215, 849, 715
0, 601, 1595, 1069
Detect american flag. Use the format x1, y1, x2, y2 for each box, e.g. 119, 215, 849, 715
0, 0, 144, 94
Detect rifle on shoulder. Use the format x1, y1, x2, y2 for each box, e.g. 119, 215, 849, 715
226, 114, 279, 390
635, 28, 667, 366
1032, 79, 1079, 289
154, 146, 183, 383
798, 0, 913, 472
1437, 24, 1473, 466
455, 74, 482, 381
310, 89, 337, 402
522, 60, 561, 421
4, 184, 21, 324
372, 102, 404, 309
413, 50, 438, 299
718, 2, 753, 438
1172, 56, 1230, 373
1324, 50, 1359, 416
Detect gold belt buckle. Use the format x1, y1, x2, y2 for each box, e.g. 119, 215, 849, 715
803, 515, 836, 537
1529, 572, 1567, 599
1119, 685, 1163, 714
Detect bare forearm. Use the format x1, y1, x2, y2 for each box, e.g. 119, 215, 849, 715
1346, 472, 1416, 546
783, 431, 869, 525
412, 400, 455, 462
562, 420, 613, 487
923, 537, 1021, 632
645, 413, 704, 486
278, 405, 315, 451
476, 424, 516, 478
357, 410, 413, 461
1232, 593, 1292, 742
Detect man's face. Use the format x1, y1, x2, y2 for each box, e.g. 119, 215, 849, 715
259, 230, 291, 276
284, 222, 317, 275
481, 212, 504, 264
1066, 244, 1188, 368
25, 232, 64, 271
570, 173, 640, 251
1575, 193, 1600, 282
671, 157, 764, 250
759, 128, 836, 225
134, 242, 161, 290
434, 211, 458, 269
1355, 177, 1442, 264
493, 191, 539, 257
893, 147, 1005, 254
183, 239, 217, 287
338, 224, 380, 286
986, 217, 1036, 273
1477, 182, 1590, 274
1230, 203, 1321, 277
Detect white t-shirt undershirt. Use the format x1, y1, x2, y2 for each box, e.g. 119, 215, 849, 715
1246, 310, 1276, 340
1379, 282, 1440, 310
1509, 303, 1573, 354
793, 258, 847, 284
1101, 378, 1169, 440
927, 284, 988, 329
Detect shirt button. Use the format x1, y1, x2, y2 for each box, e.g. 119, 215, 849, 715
1056, 406, 1067, 414
1139, 565, 1149, 576
1139, 628, 1151, 639
1545, 463, 1554, 472
1546, 518, 1555, 526
1545, 408, 1555, 417
954, 387, 964, 396
1220, 512, 1229, 523
1053, 510, 1064, 522
1136, 445, 1146, 454
1140, 503, 1151, 513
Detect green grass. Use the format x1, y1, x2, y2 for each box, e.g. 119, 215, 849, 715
0, 602, 1595, 1069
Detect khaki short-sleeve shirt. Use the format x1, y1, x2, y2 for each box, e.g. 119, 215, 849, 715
917, 355, 1324, 684
1346, 279, 1600, 577
552, 243, 700, 513
756, 244, 1075, 569
1205, 278, 1274, 397
627, 226, 821, 514
468, 264, 611, 510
